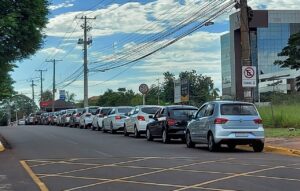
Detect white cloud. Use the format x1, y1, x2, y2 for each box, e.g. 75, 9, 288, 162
39, 47, 66, 56
249, 0, 300, 9
49, 1, 75, 11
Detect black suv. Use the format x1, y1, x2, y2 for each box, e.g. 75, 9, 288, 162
146, 105, 198, 143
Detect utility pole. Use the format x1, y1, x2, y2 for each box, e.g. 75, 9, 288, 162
36, 69, 47, 103
30, 79, 37, 101
77, 16, 96, 107
46, 59, 62, 112
156, 79, 160, 105
239, 0, 253, 102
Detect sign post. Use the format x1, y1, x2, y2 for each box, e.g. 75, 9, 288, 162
139, 84, 149, 105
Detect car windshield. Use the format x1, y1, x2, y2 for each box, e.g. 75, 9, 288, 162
118, 108, 132, 114
221, 104, 258, 116
170, 108, 198, 118
141, 107, 160, 114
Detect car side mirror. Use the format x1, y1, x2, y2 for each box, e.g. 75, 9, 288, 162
149, 115, 154, 119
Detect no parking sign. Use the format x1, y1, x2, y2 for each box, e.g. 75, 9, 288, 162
242, 66, 257, 87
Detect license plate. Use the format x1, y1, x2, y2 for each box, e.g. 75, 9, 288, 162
235, 133, 248, 137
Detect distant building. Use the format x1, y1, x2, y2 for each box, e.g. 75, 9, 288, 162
221, 10, 300, 101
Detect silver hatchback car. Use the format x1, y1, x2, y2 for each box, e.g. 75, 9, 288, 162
186, 101, 264, 152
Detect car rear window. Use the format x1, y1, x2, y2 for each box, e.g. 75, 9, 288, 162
221, 104, 258, 116
88, 108, 98, 115
170, 108, 197, 118
118, 108, 132, 114
101, 108, 111, 115
141, 107, 160, 114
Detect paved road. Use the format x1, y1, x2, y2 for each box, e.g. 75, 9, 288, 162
0, 125, 299, 191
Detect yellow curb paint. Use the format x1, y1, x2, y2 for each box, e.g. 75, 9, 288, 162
264, 146, 300, 157
20, 160, 49, 191
237, 145, 300, 157
0, 141, 5, 152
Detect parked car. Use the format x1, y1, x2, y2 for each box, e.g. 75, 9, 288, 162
57, 110, 66, 126
102, 106, 133, 134
26, 113, 36, 125
91, 107, 112, 131
79, 106, 99, 129
185, 101, 265, 152
69, 108, 84, 128
61, 109, 77, 126
35, 111, 45, 125
146, 105, 198, 143
50, 112, 59, 125
18, 119, 26, 125
41, 112, 49, 125
124, 105, 161, 137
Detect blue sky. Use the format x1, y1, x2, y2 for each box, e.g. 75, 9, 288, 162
12, 0, 300, 102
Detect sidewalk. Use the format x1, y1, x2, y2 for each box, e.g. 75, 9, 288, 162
265, 137, 300, 156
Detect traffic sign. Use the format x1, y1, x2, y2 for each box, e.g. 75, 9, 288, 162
139, 84, 149, 94
242, 66, 257, 87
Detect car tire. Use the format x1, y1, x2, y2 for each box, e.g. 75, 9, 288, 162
227, 143, 236, 151
91, 125, 96, 131
124, 125, 129, 136
146, 128, 153, 141
97, 122, 101, 131
134, 125, 140, 138
208, 133, 218, 152
162, 129, 170, 144
186, 131, 195, 148
110, 122, 115, 134
253, 142, 264, 152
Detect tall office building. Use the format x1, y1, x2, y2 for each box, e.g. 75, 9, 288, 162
221, 10, 300, 101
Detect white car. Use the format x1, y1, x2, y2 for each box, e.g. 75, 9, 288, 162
91, 107, 112, 131
18, 119, 26, 125
102, 106, 133, 134
124, 105, 161, 137
79, 106, 99, 129
57, 110, 66, 126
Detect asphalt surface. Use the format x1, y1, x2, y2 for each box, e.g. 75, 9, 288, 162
0, 125, 300, 191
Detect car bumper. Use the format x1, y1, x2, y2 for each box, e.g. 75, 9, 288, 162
137, 121, 148, 131
214, 127, 265, 144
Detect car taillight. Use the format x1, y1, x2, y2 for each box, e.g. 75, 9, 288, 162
115, 116, 121, 120
137, 116, 145, 121
214, 118, 228, 124
254, 118, 263, 124
167, 118, 176, 126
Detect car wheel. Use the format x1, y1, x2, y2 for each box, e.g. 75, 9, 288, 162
186, 131, 195, 148
146, 128, 153, 141
124, 125, 129, 136
162, 129, 170, 144
110, 122, 115, 134
253, 142, 264, 152
134, 125, 140, 138
227, 143, 236, 151
91, 124, 96, 131
208, 133, 218, 152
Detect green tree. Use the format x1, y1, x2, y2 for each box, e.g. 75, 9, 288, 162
0, 0, 49, 100
0, 94, 38, 125
66, 92, 76, 102
41, 90, 53, 102
162, 72, 175, 104
274, 32, 300, 70
0, 63, 15, 100
97, 89, 142, 106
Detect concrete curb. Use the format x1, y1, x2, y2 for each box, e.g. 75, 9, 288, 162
264, 145, 300, 157
0, 141, 5, 152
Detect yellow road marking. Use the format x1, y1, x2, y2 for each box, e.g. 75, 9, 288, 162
173, 165, 285, 191
39, 157, 151, 178
63, 158, 235, 191
0, 141, 5, 152
20, 160, 49, 191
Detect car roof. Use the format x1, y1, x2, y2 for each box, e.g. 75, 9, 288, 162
165, 105, 198, 109
208, 100, 255, 105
